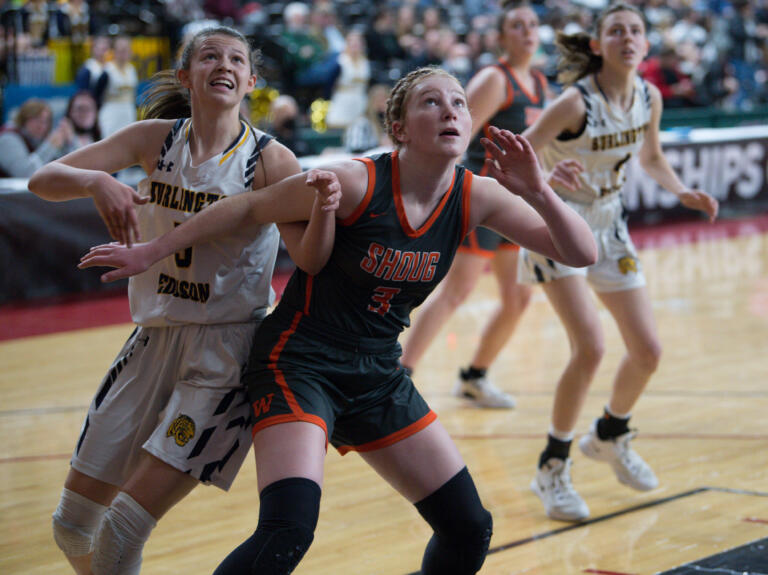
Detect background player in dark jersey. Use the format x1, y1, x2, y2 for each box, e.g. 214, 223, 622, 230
81, 66, 597, 574
29, 26, 340, 575
400, 2, 547, 408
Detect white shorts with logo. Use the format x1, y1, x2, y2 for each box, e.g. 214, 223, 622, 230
71, 322, 258, 491
518, 194, 646, 293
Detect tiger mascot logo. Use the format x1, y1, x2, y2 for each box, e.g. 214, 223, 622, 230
618, 256, 638, 275
167, 414, 196, 446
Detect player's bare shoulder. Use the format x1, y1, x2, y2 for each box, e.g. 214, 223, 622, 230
253, 132, 302, 188
128, 119, 181, 172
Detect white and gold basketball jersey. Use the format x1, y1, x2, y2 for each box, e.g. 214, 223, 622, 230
130, 119, 279, 327
539, 74, 652, 205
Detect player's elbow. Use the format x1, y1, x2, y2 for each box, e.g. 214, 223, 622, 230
569, 237, 598, 268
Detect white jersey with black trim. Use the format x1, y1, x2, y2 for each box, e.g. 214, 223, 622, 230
129, 118, 279, 327
539, 74, 652, 205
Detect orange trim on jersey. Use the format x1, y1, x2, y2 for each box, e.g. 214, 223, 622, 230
340, 157, 376, 226
498, 243, 521, 252
534, 69, 549, 96
303, 275, 313, 315
457, 244, 494, 258
251, 413, 329, 448
460, 171, 473, 241
392, 150, 456, 238
508, 66, 541, 105
335, 411, 438, 455
497, 59, 515, 109
266, 311, 306, 418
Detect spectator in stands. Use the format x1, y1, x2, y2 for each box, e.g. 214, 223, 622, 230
60, 0, 91, 44
326, 29, 370, 130
98, 35, 138, 137
62, 90, 101, 151
310, 1, 346, 54
727, 0, 764, 110
344, 83, 391, 153
75, 35, 110, 105
640, 45, 699, 108
365, 7, 406, 82
267, 94, 312, 157
281, 2, 340, 100
0, 98, 72, 177
20, 0, 69, 47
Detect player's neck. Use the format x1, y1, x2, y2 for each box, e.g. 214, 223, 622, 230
187, 108, 242, 164
595, 67, 636, 110
397, 148, 456, 204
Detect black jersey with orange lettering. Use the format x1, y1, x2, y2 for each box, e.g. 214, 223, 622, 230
277, 150, 472, 339
465, 60, 547, 175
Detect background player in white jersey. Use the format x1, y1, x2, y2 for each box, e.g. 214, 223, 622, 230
518, 2, 719, 522
28, 26, 340, 575
399, 2, 544, 409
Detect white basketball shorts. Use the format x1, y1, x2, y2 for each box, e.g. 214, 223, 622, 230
70, 321, 258, 490
518, 194, 646, 293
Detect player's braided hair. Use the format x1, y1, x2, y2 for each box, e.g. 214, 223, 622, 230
555, 2, 645, 85
385, 66, 460, 148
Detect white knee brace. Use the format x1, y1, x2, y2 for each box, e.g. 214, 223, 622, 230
91, 492, 157, 575
52, 487, 109, 557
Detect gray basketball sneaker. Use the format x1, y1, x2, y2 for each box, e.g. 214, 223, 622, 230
530, 458, 590, 521
578, 419, 659, 491
453, 373, 516, 408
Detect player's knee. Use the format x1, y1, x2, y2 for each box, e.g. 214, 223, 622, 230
213, 477, 322, 575
416, 467, 493, 575
91, 492, 157, 575
51, 487, 108, 557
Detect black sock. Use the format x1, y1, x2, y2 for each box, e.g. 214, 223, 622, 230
538, 435, 571, 468
596, 409, 631, 440
460, 366, 487, 381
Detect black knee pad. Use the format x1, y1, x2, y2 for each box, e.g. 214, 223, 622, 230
415, 467, 493, 575
213, 477, 321, 575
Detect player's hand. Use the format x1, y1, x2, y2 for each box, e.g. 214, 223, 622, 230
678, 189, 719, 222
481, 127, 549, 204
78, 241, 156, 282
306, 169, 342, 212
90, 174, 148, 247
548, 159, 584, 192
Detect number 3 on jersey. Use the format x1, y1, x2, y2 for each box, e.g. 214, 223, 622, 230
173, 222, 192, 268
368, 286, 401, 316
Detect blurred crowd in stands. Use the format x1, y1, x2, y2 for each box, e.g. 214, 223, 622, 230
0, 0, 766, 162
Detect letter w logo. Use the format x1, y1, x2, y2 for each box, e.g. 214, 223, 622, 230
253, 393, 275, 417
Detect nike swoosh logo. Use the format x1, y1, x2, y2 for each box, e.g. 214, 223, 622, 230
369, 212, 387, 219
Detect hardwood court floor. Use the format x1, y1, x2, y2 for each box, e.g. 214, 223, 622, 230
2, 216, 768, 574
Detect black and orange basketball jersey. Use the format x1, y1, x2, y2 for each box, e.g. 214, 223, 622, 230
278, 151, 473, 339
465, 60, 547, 175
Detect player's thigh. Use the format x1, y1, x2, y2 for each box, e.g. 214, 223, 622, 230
359, 419, 465, 503
542, 275, 603, 346
252, 422, 327, 491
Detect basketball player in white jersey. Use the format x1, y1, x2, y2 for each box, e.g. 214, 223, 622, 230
518, 3, 718, 521
28, 27, 340, 575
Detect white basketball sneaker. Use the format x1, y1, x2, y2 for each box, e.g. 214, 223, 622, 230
530, 458, 590, 522
453, 374, 516, 409
578, 420, 659, 491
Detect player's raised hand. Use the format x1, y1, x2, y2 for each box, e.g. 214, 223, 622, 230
480, 127, 548, 204
548, 159, 584, 193
306, 169, 342, 212
678, 188, 719, 222
78, 241, 157, 282
90, 175, 148, 247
